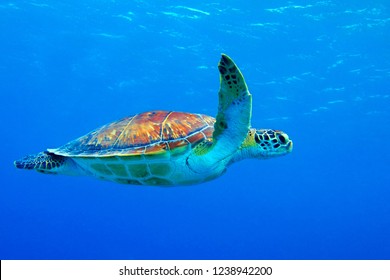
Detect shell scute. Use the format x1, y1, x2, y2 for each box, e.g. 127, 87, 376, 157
168, 139, 188, 150
115, 111, 169, 148
144, 143, 170, 159
186, 132, 207, 147
162, 112, 207, 141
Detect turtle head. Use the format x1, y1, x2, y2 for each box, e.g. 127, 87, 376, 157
235, 128, 293, 161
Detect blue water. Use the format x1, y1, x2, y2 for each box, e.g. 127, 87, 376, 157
1, 1, 389, 260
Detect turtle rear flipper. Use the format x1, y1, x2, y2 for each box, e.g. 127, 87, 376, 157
14, 151, 84, 176
14, 151, 65, 173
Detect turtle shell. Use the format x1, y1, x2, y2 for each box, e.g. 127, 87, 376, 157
49, 111, 215, 157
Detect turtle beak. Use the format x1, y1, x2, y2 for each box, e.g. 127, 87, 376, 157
286, 140, 293, 152
278, 131, 293, 153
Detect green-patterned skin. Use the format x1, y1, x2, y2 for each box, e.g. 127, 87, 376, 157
14, 54, 293, 186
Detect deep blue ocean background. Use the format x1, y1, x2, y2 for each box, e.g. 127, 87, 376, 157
1, 1, 389, 260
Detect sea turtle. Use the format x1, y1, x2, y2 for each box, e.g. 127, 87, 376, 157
14, 54, 293, 186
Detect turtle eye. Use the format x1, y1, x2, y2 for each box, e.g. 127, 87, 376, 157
254, 134, 261, 144
278, 134, 286, 144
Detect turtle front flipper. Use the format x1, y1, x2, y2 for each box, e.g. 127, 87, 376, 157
14, 151, 83, 176
213, 54, 252, 150
188, 54, 252, 173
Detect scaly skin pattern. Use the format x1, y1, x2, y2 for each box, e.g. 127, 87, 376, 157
14, 151, 64, 171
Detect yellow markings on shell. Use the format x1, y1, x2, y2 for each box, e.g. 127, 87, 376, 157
143, 150, 170, 160
110, 129, 117, 136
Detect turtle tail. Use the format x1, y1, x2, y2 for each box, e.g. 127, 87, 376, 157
14, 151, 65, 174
